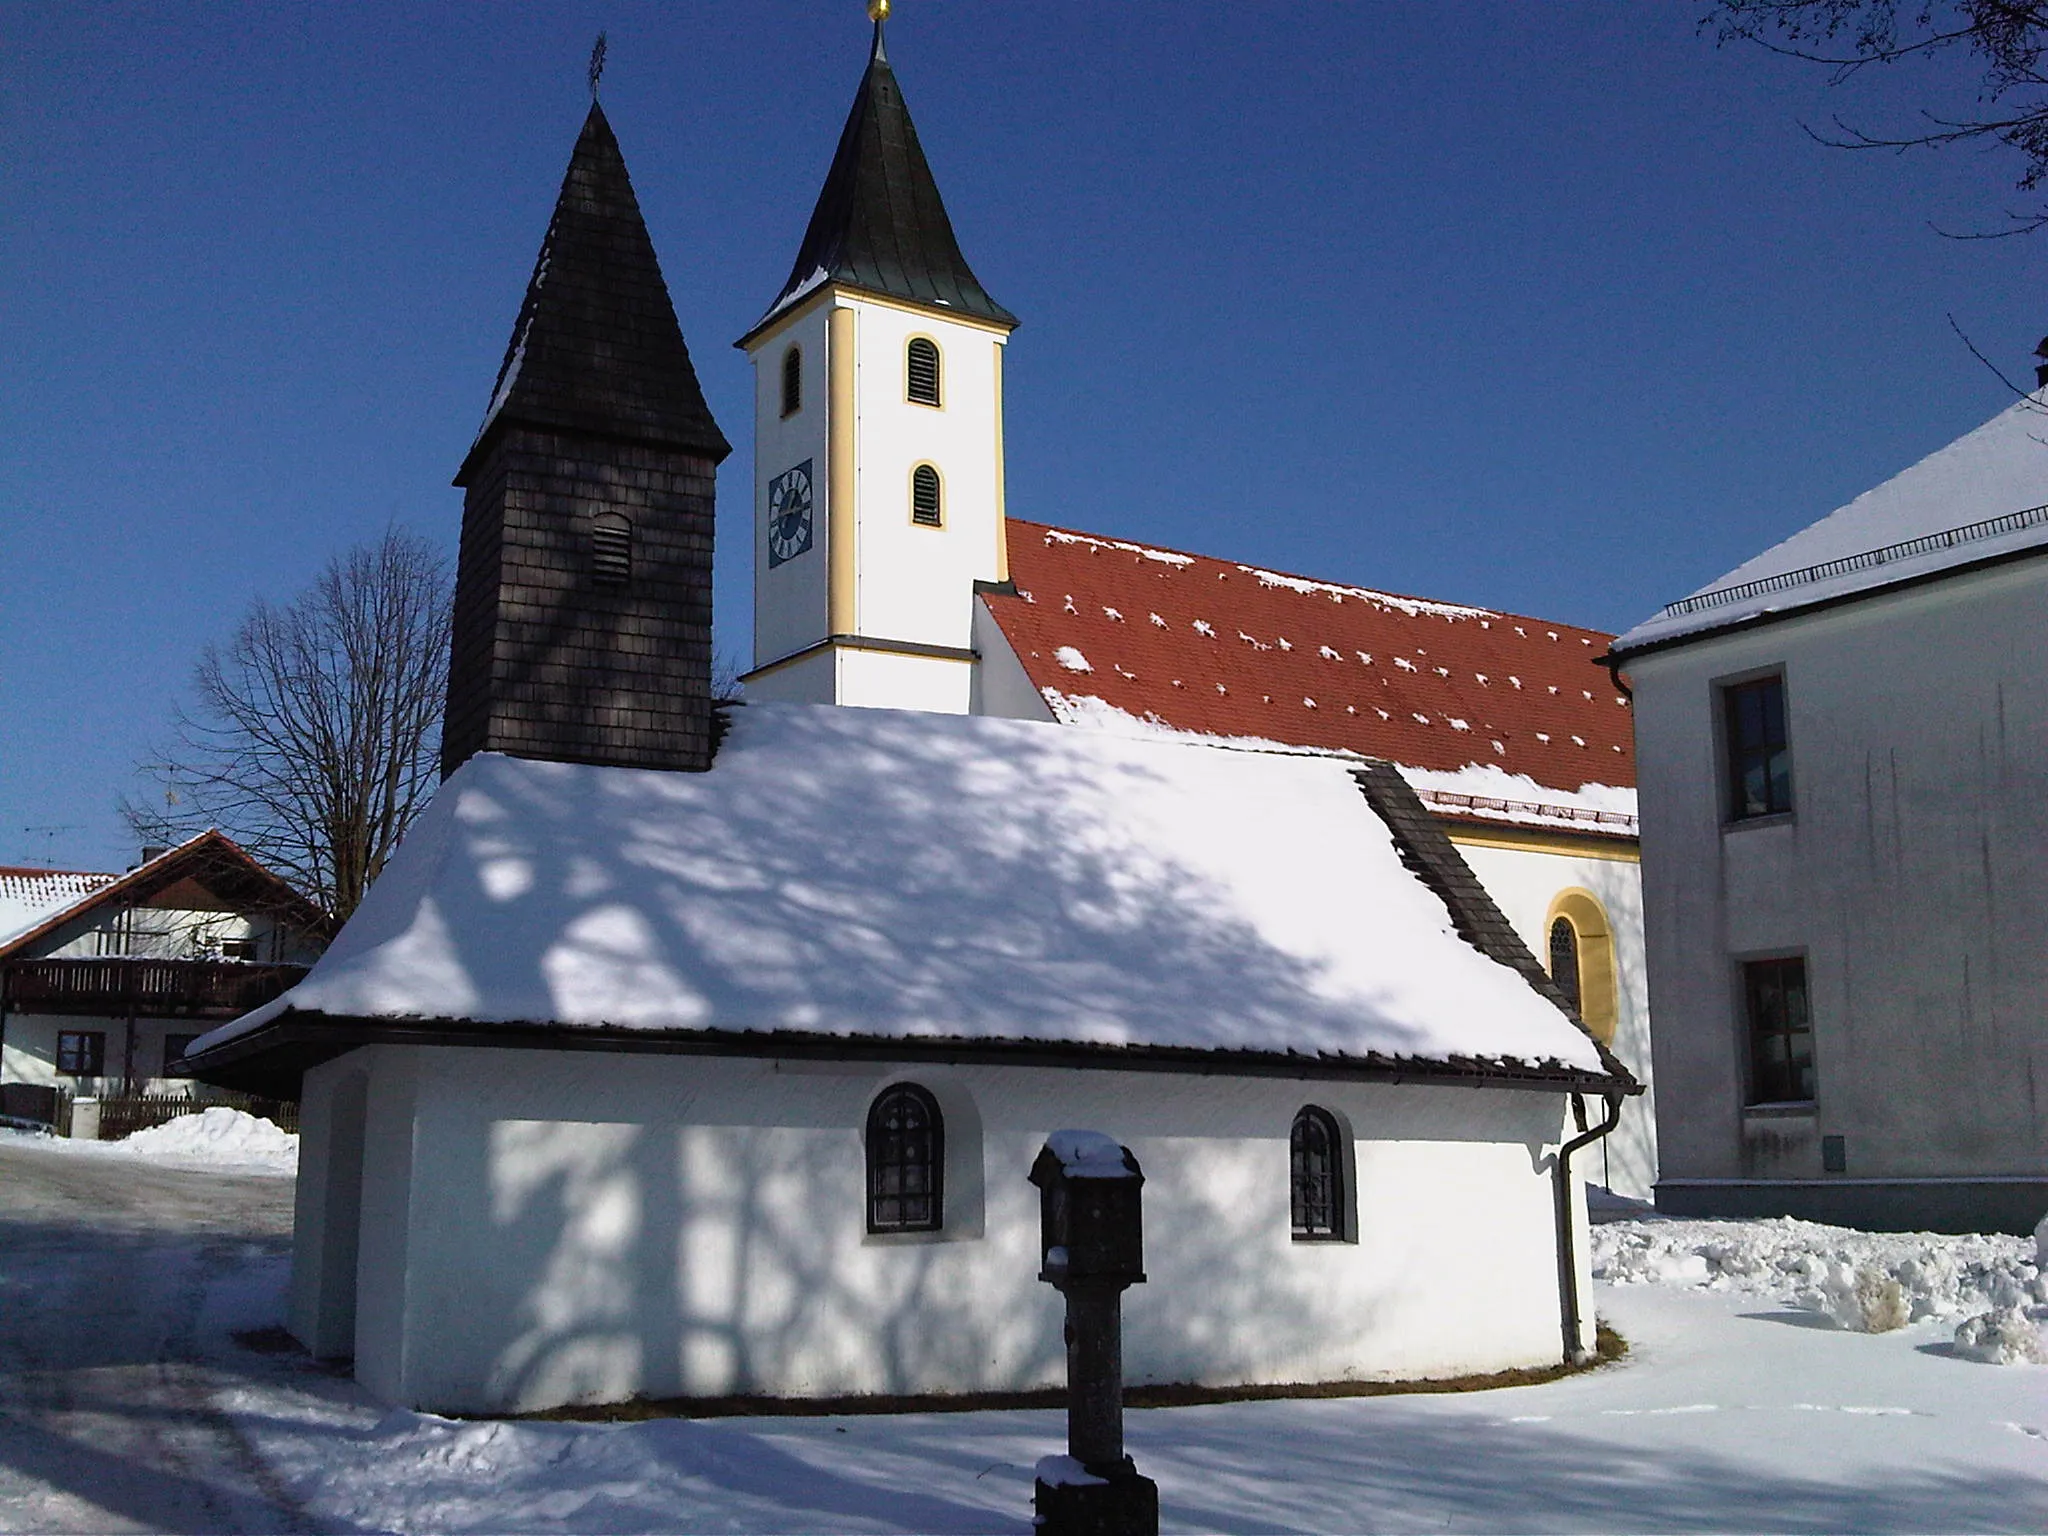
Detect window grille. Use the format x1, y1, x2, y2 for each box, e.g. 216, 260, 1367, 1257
1549, 916, 1582, 1016
867, 1083, 944, 1232
591, 513, 632, 587
911, 465, 943, 528
1723, 674, 1792, 819
906, 337, 941, 405
1290, 1105, 1344, 1241
57, 1030, 105, 1077
1744, 956, 1815, 1104
781, 346, 802, 417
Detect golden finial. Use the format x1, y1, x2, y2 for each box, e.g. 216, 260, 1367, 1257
867, 0, 890, 21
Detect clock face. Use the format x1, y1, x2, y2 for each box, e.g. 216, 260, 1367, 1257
767, 460, 815, 568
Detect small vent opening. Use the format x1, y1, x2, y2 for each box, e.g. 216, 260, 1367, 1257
906, 337, 941, 406
592, 513, 633, 587
911, 465, 942, 527
781, 346, 802, 417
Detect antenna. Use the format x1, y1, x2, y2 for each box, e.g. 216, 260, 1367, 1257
20, 824, 80, 865
588, 32, 607, 100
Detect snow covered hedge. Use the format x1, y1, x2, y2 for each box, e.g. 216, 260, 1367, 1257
1593, 1214, 2048, 1365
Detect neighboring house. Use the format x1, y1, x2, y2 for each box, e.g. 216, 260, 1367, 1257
1608, 389, 2048, 1234
733, 23, 1653, 1192
0, 831, 326, 1115
186, 27, 1638, 1415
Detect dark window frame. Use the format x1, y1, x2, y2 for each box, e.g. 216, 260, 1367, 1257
910, 464, 943, 528
1290, 1104, 1347, 1242
866, 1083, 944, 1234
1549, 915, 1582, 1017
781, 346, 802, 417
56, 1030, 106, 1077
906, 337, 941, 407
1742, 955, 1816, 1106
1721, 672, 1793, 822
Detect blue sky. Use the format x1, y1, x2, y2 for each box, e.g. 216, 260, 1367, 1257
3, 1, 2041, 871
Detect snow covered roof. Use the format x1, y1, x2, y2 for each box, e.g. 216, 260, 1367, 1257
982, 521, 1636, 835
189, 704, 1623, 1090
1614, 393, 2048, 655
0, 867, 119, 951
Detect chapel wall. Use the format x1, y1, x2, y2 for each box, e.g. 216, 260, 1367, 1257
372, 1046, 1577, 1414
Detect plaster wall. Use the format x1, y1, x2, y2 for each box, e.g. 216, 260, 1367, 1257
1627, 556, 2048, 1222
1452, 838, 1654, 1199
1, 1012, 222, 1094
749, 303, 832, 669
317, 1045, 1582, 1414
971, 598, 1058, 722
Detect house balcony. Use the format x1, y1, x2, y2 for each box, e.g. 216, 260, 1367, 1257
0, 958, 308, 1020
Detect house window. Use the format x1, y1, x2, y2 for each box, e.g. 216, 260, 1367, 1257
911, 464, 943, 528
867, 1083, 943, 1233
1744, 956, 1815, 1104
56, 1031, 105, 1077
591, 513, 632, 587
906, 337, 941, 406
163, 1034, 198, 1077
220, 936, 259, 961
1290, 1105, 1346, 1241
1549, 917, 1582, 1016
781, 345, 802, 417
1724, 674, 1792, 820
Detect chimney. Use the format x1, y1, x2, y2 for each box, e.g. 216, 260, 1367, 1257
442, 103, 730, 779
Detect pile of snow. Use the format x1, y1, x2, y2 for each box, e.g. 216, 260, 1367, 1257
122, 1106, 298, 1172
1594, 1214, 2048, 1363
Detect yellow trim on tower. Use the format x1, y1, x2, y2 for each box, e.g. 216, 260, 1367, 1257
828, 305, 858, 637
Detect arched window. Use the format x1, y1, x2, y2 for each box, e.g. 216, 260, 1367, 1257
1549, 916, 1582, 1016
781, 346, 802, 417
910, 464, 943, 528
1290, 1105, 1345, 1241
1545, 889, 1618, 1045
906, 336, 941, 406
591, 512, 632, 588
867, 1083, 943, 1233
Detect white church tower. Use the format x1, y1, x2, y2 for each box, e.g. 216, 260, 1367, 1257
737, 3, 1016, 712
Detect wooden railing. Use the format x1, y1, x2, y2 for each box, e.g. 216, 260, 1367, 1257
0, 958, 306, 1019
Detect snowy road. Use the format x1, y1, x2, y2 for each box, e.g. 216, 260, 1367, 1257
1, 1134, 2044, 1533
0, 1135, 313, 1533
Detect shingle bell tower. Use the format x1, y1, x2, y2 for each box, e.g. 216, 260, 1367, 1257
443, 100, 730, 779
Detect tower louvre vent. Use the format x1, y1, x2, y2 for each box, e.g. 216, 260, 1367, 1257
907, 337, 940, 405
912, 464, 943, 527
592, 514, 633, 587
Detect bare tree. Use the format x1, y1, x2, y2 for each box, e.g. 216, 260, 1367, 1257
1708, 2, 2048, 233
128, 528, 452, 922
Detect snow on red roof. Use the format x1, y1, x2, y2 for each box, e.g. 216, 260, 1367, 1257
985, 521, 1635, 815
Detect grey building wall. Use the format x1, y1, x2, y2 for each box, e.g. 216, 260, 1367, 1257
1626, 556, 2048, 1233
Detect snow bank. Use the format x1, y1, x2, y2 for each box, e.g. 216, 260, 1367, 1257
1594, 1215, 2047, 1362
122, 1106, 298, 1170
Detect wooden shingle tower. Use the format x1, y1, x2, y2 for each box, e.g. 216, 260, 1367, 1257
444, 102, 730, 778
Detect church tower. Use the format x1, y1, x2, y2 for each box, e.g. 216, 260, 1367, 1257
737, 6, 1017, 713
444, 102, 730, 777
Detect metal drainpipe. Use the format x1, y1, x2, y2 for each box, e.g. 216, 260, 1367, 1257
1554, 1089, 1625, 1365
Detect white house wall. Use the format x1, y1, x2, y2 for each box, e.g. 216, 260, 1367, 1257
2, 1012, 219, 1096
307, 1044, 1585, 1414
1627, 555, 2048, 1230
1451, 838, 1654, 1199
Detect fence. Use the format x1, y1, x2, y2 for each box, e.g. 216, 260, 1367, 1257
89, 1090, 299, 1141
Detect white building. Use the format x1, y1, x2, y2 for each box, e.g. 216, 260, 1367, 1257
0, 831, 324, 1123
1609, 387, 2048, 1234
732, 22, 1656, 1197
187, 23, 1636, 1415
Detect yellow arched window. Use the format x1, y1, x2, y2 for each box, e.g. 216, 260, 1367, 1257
1544, 889, 1618, 1045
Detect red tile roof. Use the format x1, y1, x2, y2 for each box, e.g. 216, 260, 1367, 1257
985, 520, 1635, 806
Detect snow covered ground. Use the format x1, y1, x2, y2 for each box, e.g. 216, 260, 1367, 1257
1, 1106, 297, 1176
1, 1139, 2043, 1533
